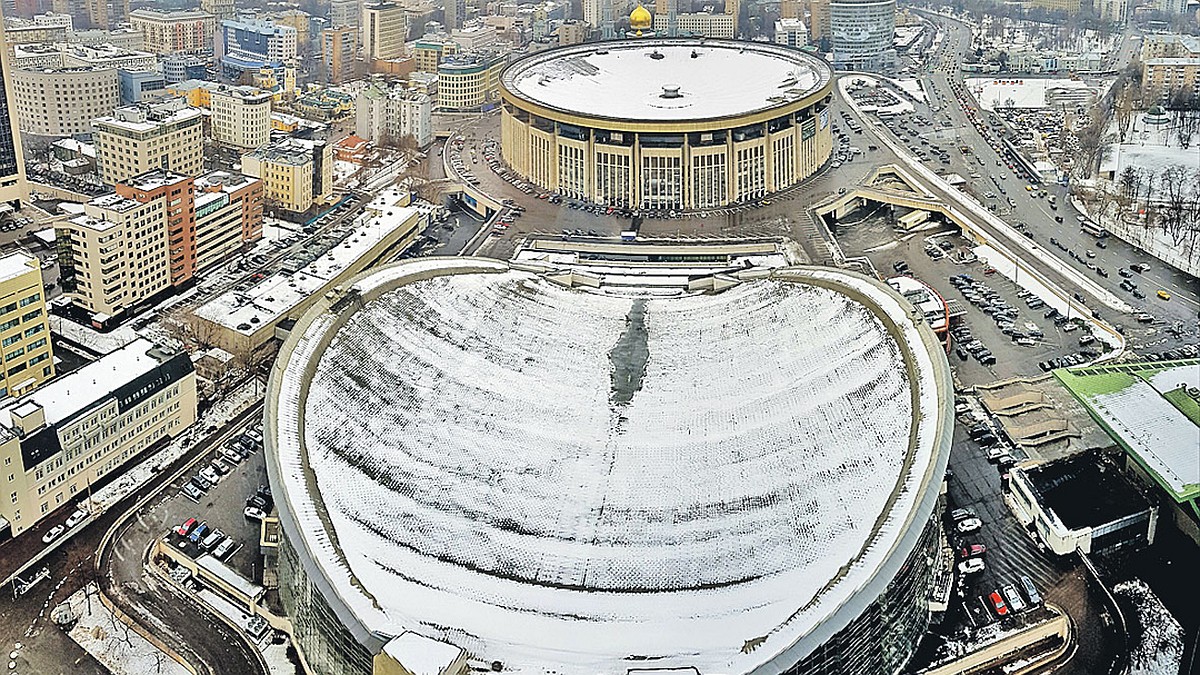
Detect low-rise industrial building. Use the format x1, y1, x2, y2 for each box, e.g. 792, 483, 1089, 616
0, 338, 196, 539
192, 191, 425, 354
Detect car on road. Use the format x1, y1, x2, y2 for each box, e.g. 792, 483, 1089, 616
1003, 584, 1027, 612
989, 591, 1009, 616
1118, 268, 1132, 278
958, 558, 985, 575
950, 508, 977, 522
1086, 250, 1096, 258
65, 509, 88, 528
1130, 263, 1150, 272
1132, 289, 1146, 299
1157, 290, 1171, 301
956, 517, 983, 534
42, 524, 66, 544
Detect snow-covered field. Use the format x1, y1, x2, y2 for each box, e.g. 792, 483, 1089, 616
966, 77, 1097, 110
64, 584, 190, 675
1113, 579, 1184, 675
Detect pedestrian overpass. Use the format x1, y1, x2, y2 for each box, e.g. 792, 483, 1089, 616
814, 164, 952, 231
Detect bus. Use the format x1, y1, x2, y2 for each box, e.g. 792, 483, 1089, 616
1080, 220, 1108, 238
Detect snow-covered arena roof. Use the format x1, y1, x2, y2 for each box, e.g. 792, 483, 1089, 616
500, 39, 832, 123
267, 258, 953, 674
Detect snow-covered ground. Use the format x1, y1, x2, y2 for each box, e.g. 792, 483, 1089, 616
1113, 579, 1184, 675
49, 316, 139, 356
1099, 111, 1200, 199
64, 583, 191, 675
966, 77, 1097, 110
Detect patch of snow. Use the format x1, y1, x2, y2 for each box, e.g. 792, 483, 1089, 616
64, 583, 191, 675
1113, 579, 1184, 675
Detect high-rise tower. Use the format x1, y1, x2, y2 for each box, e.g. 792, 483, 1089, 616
0, 21, 27, 207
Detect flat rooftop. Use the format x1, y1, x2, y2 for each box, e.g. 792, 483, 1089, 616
501, 39, 831, 122
1056, 360, 1200, 501
0, 251, 37, 285
193, 204, 422, 335
1024, 453, 1153, 530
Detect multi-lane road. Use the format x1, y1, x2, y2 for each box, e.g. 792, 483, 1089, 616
875, 15, 1198, 349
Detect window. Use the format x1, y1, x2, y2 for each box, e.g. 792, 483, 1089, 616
1, 335, 19, 348
19, 294, 40, 307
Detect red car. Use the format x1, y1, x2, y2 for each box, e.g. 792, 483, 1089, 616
989, 591, 1009, 616
959, 544, 987, 559
176, 518, 197, 537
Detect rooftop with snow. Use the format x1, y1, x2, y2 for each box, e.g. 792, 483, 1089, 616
267, 258, 953, 674
501, 39, 832, 122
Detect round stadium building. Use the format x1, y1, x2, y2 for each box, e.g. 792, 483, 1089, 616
498, 39, 835, 210
266, 258, 954, 675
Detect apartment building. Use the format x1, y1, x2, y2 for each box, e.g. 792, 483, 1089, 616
241, 138, 333, 213
329, 0, 359, 29
413, 35, 458, 72
321, 26, 358, 84
363, 2, 407, 63
211, 85, 272, 150
0, 338, 196, 538
1143, 58, 1200, 101
193, 172, 263, 271
0, 252, 53, 401
222, 18, 298, 64
436, 52, 503, 111
0, 25, 29, 207
127, 9, 216, 55
356, 79, 433, 147
86, 0, 129, 31
57, 169, 263, 321
10, 66, 119, 138
652, 10, 735, 37
200, 0, 235, 22
556, 20, 588, 45
56, 190, 173, 321
775, 17, 809, 46
91, 98, 204, 185
60, 43, 157, 70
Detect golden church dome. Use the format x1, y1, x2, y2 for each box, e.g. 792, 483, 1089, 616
630, 4, 652, 30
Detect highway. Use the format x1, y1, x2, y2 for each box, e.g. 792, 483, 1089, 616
884, 14, 1198, 348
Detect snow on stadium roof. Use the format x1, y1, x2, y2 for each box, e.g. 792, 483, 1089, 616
501, 39, 832, 123
269, 259, 950, 674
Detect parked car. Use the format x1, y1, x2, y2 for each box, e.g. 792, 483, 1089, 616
213, 537, 236, 560
956, 517, 983, 534
244, 505, 267, 521
1003, 584, 1027, 612
199, 466, 219, 485
182, 483, 204, 501
1020, 575, 1043, 606
65, 509, 88, 528
189, 521, 209, 543
42, 524, 66, 544
989, 590, 1009, 616
958, 558, 985, 575
959, 544, 987, 559
950, 508, 977, 522
177, 518, 198, 537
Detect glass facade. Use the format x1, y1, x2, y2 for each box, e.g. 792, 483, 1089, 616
830, 0, 897, 71
782, 517, 940, 675
278, 535, 375, 675
278, 516, 941, 675
0, 56, 19, 180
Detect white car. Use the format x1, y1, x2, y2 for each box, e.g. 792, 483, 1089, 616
958, 558, 985, 575
956, 517, 983, 534
199, 466, 220, 485
65, 509, 88, 528
245, 428, 264, 444
42, 524, 65, 544
243, 506, 267, 521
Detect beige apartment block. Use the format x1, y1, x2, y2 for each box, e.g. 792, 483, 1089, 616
56, 191, 172, 320
0, 338, 196, 537
241, 138, 333, 213
91, 99, 204, 184
363, 2, 408, 62
12, 66, 120, 137
127, 9, 216, 54
0, 252, 53, 401
211, 85, 272, 150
